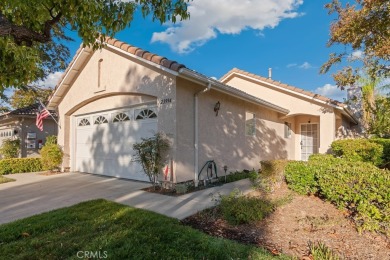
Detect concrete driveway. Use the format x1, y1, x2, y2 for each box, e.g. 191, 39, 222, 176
0, 172, 149, 225
0, 172, 252, 225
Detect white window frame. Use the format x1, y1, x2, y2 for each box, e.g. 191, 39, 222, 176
245, 112, 256, 136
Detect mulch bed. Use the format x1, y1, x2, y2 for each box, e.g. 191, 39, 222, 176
181, 182, 390, 259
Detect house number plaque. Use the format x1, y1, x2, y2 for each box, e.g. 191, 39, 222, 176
160, 98, 172, 104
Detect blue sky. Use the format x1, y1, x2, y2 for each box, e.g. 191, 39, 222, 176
49, 0, 354, 102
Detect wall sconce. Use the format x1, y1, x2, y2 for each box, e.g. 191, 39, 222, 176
214, 101, 220, 116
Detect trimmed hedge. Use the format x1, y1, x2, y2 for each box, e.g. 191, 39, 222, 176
0, 158, 43, 175
331, 139, 383, 166
251, 160, 288, 192
371, 138, 390, 168
285, 154, 390, 235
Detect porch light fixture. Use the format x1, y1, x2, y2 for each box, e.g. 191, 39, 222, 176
214, 101, 221, 116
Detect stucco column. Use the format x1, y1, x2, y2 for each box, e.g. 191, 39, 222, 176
319, 111, 335, 154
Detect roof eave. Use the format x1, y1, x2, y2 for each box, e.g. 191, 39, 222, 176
178, 68, 290, 115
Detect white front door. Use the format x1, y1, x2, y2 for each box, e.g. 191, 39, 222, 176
300, 123, 318, 161
74, 106, 157, 181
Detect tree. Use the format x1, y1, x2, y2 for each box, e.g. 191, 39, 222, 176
9, 86, 53, 109
0, 138, 20, 159
321, 0, 390, 88
132, 133, 170, 188
0, 0, 190, 93
368, 95, 390, 137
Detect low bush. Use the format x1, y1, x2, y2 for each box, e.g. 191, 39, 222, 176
0, 158, 43, 175
221, 193, 274, 225
285, 161, 318, 195
371, 138, 390, 168
40, 144, 63, 171
331, 139, 383, 166
219, 189, 274, 225
252, 160, 288, 192
219, 170, 255, 183
285, 156, 390, 235
317, 160, 390, 234
0, 139, 20, 159
45, 135, 57, 145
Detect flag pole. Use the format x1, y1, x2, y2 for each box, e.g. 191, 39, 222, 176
38, 100, 61, 129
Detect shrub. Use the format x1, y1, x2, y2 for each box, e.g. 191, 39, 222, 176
285, 161, 317, 195
0, 139, 20, 159
371, 138, 390, 168
219, 189, 274, 225
0, 158, 43, 175
45, 135, 57, 145
331, 139, 383, 165
132, 133, 170, 186
219, 170, 255, 183
316, 160, 390, 234
252, 160, 288, 192
285, 157, 390, 234
40, 144, 63, 171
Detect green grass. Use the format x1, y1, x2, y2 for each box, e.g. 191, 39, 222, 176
0, 175, 15, 184
0, 199, 288, 259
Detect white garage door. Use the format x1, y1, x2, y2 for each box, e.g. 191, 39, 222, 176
74, 106, 157, 181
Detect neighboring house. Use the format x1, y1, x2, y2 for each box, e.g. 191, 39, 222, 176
47, 38, 357, 183
0, 103, 57, 158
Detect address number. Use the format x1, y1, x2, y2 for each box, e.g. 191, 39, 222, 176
160, 98, 172, 104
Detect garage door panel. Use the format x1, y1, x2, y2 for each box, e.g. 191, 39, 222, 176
75, 107, 157, 182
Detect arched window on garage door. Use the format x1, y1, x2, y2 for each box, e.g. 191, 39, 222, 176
78, 118, 91, 126
135, 108, 157, 120
112, 112, 130, 123
94, 115, 108, 125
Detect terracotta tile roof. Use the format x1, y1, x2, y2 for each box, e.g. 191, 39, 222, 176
105, 37, 186, 71
220, 68, 346, 107
0, 103, 57, 119
49, 37, 186, 104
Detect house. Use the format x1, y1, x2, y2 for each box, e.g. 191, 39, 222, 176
47, 38, 357, 183
0, 103, 58, 158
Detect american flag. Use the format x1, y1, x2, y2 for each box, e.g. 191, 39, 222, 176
36, 104, 50, 131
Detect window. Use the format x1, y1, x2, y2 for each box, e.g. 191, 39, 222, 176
135, 108, 157, 120
284, 122, 292, 138
94, 115, 108, 125
78, 118, 91, 126
245, 112, 256, 136
113, 112, 130, 122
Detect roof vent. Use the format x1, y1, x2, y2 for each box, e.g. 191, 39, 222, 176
268, 68, 272, 79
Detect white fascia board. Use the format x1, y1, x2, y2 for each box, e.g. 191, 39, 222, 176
47, 48, 87, 109
105, 44, 179, 77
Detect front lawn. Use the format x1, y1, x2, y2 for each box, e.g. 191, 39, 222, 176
0, 175, 15, 184
0, 199, 286, 259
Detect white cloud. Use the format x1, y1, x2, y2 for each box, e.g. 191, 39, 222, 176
287, 63, 297, 68
315, 84, 347, 101
298, 62, 313, 69
36, 71, 63, 89
287, 61, 313, 69
351, 50, 363, 59
152, 0, 304, 53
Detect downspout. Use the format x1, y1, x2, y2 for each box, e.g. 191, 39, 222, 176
194, 81, 211, 187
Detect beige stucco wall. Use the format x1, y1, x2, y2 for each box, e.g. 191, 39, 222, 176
175, 78, 292, 182
56, 47, 177, 170
224, 75, 339, 157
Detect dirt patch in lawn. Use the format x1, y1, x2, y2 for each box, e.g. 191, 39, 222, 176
182, 182, 390, 259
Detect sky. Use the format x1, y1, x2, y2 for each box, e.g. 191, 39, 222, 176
45, 0, 356, 102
